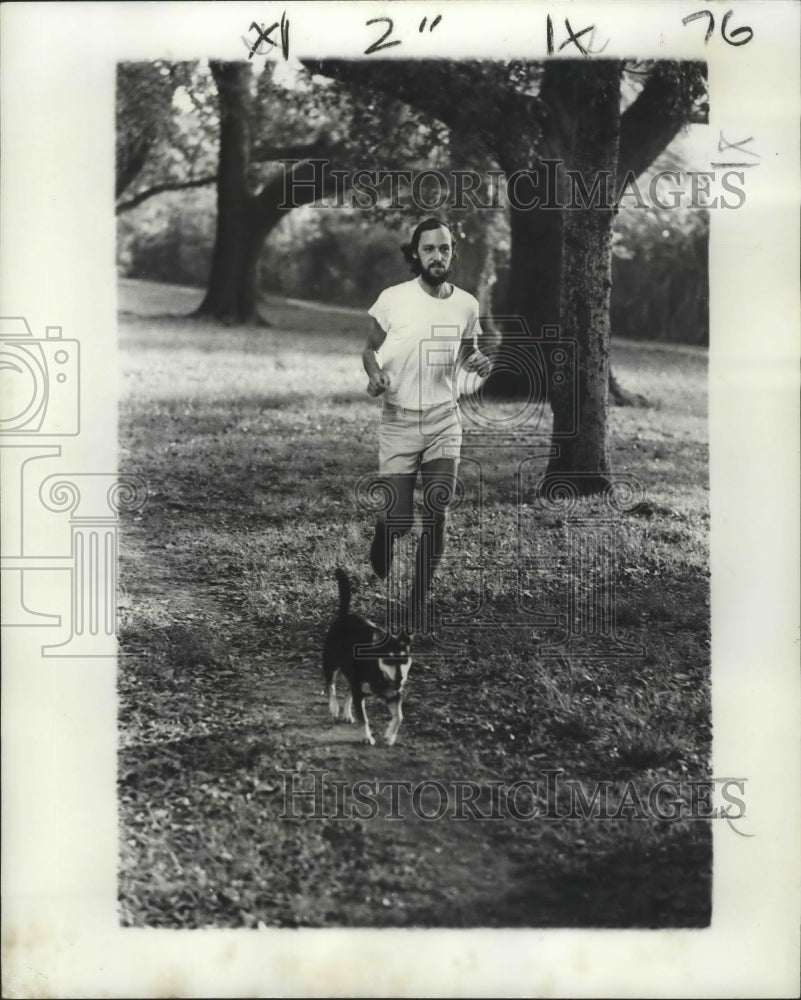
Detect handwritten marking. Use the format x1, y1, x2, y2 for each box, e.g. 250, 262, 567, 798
546, 15, 609, 56
247, 13, 290, 60
419, 14, 442, 33
721, 9, 754, 45
682, 9, 753, 45
710, 133, 761, 170
718, 133, 760, 158
365, 16, 401, 54
682, 10, 715, 42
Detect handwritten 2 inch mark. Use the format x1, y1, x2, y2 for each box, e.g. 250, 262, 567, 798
419, 15, 442, 33
364, 14, 442, 55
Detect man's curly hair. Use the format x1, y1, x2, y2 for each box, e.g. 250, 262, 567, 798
401, 217, 458, 276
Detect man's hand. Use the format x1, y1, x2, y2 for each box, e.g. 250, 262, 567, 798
465, 350, 492, 379
367, 370, 391, 397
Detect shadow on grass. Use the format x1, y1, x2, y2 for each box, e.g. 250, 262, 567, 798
119, 730, 272, 790
463, 823, 712, 928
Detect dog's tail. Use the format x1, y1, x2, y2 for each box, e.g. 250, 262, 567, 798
334, 567, 352, 619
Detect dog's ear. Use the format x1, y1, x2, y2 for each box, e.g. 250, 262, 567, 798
398, 629, 413, 645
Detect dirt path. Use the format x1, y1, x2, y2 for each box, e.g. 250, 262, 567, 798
119, 503, 710, 929
119, 531, 536, 928
255, 663, 522, 922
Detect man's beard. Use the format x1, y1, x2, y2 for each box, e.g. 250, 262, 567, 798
421, 263, 450, 286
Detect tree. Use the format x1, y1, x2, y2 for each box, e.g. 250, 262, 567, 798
545, 61, 622, 486
307, 57, 707, 485
116, 62, 176, 199
197, 61, 453, 323
307, 57, 707, 392
499, 60, 707, 404
194, 61, 347, 323
117, 57, 455, 322
116, 59, 347, 319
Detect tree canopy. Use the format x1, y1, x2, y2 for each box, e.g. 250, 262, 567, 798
116, 56, 709, 485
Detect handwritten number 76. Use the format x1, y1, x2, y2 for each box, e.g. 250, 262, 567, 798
682, 9, 753, 45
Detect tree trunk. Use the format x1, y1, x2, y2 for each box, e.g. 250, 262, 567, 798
196, 62, 342, 325
505, 186, 562, 329
609, 367, 648, 407
198, 210, 279, 324
500, 197, 639, 406
195, 62, 259, 323
486, 175, 564, 397
546, 61, 623, 490
197, 166, 333, 324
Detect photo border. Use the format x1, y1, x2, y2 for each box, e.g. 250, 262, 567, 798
2, 2, 799, 996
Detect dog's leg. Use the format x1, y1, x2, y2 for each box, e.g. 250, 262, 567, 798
353, 692, 375, 746
361, 703, 375, 746
384, 698, 403, 746
327, 671, 340, 720
343, 691, 355, 724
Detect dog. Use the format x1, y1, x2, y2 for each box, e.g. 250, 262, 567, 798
322, 568, 412, 746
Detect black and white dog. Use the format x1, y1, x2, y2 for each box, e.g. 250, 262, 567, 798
322, 568, 412, 746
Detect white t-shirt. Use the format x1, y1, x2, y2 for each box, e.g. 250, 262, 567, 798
368, 278, 482, 410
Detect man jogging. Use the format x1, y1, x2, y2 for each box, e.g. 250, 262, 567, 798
362, 218, 491, 632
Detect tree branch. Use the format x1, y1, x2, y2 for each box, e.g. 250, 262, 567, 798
249, 155, 342, 222
305, 59, 548, 161
250, 135, 337, 163
115, 175, 217, 215
618, 61, 708, 180
115, 128, 157, 199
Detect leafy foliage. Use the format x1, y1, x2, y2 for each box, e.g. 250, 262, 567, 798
613, 206, 708, 345
116, 61, 218, 207
117, 188, 216, 288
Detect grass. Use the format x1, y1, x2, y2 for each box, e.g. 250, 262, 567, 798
117, 278, 711, 928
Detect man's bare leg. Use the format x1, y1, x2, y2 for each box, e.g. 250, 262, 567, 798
369, 473, 416, 580
406, 458, 457, 632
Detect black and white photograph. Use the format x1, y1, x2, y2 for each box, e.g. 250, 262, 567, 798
116, 51, 717, 930
2, 2, 799, 996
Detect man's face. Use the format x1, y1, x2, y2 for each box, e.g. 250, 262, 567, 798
415, 226, 454, 286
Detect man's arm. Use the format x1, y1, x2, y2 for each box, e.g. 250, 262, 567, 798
457, 315, 492, 378
363, 319, 391, 397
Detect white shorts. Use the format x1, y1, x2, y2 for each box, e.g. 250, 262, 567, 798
378, 401, 462, 474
